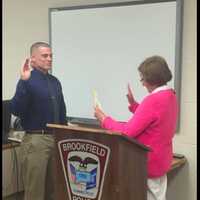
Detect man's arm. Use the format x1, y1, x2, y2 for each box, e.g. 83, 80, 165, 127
10, 80, 31, 117
10, 58, 32, 117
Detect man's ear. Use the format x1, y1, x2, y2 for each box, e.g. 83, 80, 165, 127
30, 56, 35, 67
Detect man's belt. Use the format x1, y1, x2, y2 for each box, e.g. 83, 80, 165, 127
25, 129, 54, 135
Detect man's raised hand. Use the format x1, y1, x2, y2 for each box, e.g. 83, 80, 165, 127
20, 58, 31, 80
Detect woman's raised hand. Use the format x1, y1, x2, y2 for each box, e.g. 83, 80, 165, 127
126, 83, 135, 105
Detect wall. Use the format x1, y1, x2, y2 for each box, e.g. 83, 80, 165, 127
3, 0, 196, 199
167, 0, 197, 199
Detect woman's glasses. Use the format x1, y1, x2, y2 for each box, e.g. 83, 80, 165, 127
140, 77, 144, 82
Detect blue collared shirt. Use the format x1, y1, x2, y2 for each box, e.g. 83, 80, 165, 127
10, 69, 67, 130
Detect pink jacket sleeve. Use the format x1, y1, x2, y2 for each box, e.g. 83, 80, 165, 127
128, 101, 139, 113
102, 97, 157, 138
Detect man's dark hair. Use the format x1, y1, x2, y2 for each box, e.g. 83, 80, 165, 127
30, 42, 50, 55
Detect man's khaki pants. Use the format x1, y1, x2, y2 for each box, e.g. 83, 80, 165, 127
19, 134, 55, 200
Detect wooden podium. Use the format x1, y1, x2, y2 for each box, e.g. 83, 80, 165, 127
47, 124, 150, 200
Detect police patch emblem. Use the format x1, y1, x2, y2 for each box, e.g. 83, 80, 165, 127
58, 139, 110, 200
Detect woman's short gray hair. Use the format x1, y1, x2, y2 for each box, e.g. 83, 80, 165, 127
138, 55, 172, 86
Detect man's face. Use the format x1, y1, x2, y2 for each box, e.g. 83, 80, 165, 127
31, 46, 52, 73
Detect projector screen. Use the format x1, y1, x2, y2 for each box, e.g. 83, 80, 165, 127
49, 0, 183, 123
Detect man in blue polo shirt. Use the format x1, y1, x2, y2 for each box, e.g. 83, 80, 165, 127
10, 42, 67, 200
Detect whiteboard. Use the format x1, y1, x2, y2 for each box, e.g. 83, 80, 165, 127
49, 0, 183, 123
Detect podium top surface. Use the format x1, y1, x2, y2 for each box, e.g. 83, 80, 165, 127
47, 123, 150, 151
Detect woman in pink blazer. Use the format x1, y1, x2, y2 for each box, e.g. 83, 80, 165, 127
94, 55, 179, 200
